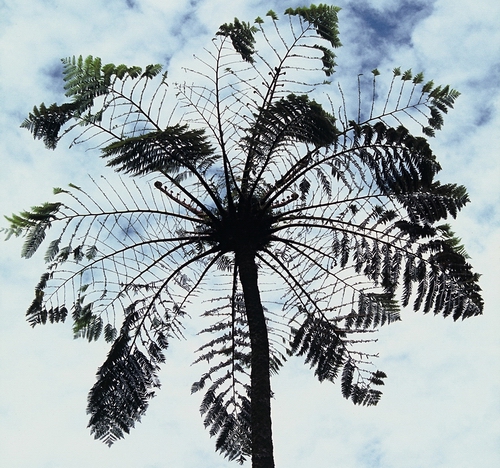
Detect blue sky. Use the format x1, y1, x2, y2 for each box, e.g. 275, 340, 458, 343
0, 0, 499, 467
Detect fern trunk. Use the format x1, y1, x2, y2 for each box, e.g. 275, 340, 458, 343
237, 249, 275, 468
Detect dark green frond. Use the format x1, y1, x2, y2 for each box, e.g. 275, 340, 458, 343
21, 102, 80, 149
86, 245, 98, 260
357, 123, 440, 195
86, 306, 167, 446
87, 333, 148, 446
422, 80, 434, 93
285, 4, 342, 48
21, 55, 163, 149
5, 202, 62, 258
26, 273, 48, 326
20, 224, 47, 259
284, 4, 341, 75
142, 63, 163, 79
312, 44, 338, 76
217, 18, 258, 63
266, 9, 278, 20
413, 71, 424, 84
289, 314, 345, 383
62, 55, 157, 103
340, 358, 355, 398
420, 238, 483, 319
424, 85, 460, 135
62, 55, 109, 107
197, 387, 251, 464
290, 313, 388, 406
354, 293, 401, 329
437, 224, 469, 257
72, 301, 103, 341
44, 238, 61, 263
246, 94, 338, 166
190, 293, 260, 463
349, 383, 383, 406
5, 202, 62, 230
341, 363, 386, 406
102, 124, 215, 176
25, 270, 68, 327
401, 182, 470, 223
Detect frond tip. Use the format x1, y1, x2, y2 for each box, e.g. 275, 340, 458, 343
285, 4, 342, 48
20, 102, 81, 149
21, 55, 163, 149
4, 202, 62, 258
86, 305, 168, 446
284, 4, 342, 76
217, 18, 258, 63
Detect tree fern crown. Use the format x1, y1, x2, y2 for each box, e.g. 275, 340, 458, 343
6, 4, 482, 464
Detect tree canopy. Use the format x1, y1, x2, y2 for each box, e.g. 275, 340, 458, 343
4, 4, 482, 468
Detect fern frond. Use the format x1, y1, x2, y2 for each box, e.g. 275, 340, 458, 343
285, 4, 342, 49
21, 102, 81, 149
102, 124, 215, 176
5, 202, 62, 258
289, 314, 345, 383
246, 94, 338, 158
87, 302, 171, 446
217, 18, 258, 63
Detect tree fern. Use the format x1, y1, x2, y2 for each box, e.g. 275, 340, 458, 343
5, 5, 483, 468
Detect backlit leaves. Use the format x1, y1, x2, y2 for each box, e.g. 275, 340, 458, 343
102, 125, 215, 176
217, 18, 258, 63
8, 3, 483, 459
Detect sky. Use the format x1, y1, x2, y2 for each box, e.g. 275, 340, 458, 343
0, 0, 499, 467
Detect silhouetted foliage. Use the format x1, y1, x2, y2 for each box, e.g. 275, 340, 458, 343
5, 4, 482, 468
